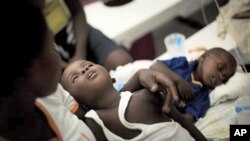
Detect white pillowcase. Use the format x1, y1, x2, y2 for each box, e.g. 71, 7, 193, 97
209, 69, 250, 106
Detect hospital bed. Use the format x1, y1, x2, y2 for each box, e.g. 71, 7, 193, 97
110, 21, 250, 141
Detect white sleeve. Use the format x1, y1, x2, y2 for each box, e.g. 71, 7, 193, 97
56, 84, 79, 113
36, 84, 96, 141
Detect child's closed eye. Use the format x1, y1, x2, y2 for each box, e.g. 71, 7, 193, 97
72, 75, 79, 83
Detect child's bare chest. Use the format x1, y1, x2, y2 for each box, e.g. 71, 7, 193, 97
93, 90, 170, 139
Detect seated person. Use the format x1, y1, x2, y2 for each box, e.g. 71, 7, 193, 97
61, 60, 207, 141
33, 0, 133, 70
150, 47, 237, 123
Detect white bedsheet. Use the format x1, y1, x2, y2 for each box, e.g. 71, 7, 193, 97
195, 100, 236, 140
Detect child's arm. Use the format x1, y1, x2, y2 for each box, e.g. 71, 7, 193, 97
121, 69, 144, 92
74, 105, 89, 121
122, 69, 179, 112
168, 108, 207, 141
122, 69, 177, 96
150, 61, 194, 103
183, 113, 196, 123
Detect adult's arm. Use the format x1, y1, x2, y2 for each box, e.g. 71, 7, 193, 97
65, 0, 88, 61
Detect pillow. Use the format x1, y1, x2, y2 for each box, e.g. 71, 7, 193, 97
209, 69, 250, 106
110, 60, 154, 84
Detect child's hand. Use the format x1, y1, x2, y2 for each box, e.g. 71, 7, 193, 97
137, 69, 179, 113
123, 69, 179, 112
176, 79, 195, 103
161, 91, 176, 113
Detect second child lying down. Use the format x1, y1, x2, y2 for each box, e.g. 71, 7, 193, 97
110, 47, 237, 123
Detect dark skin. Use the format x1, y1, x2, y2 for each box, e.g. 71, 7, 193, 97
0, 29, 61, 141
64, 0, 89, 64
194, 48, 237, 89
69, 0, 133, 70
150, 61, 196, 123
61, 61, 207, 141
36, 0, 133, 70
33, 0, 89, 68
150, 48, 237, 123
86, 89, 173, 140
121, 67, 179, 113
150, 61, 195, 103
0, 97, 56, 141
72, 67, 182, 141
1, 1, 131, 140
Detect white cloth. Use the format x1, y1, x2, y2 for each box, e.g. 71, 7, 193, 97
36, 84, 96, 141
216, 0, 250, 64
209, 71, 250, 106
85, 91, 194, 141
110, 60, 154, 84
195, 100, 236, 140
195, 70, 250, 140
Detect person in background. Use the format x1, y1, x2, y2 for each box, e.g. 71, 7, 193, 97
32, 0, 133, 71
61, 60, 207, 141
150, 47, 237, 123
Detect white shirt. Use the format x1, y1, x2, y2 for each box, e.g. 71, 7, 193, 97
36, 84, 96, 141
86, 91, 194, 141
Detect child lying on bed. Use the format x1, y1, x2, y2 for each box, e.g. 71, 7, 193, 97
61, 60, 207, 141
150, 47, 237, 123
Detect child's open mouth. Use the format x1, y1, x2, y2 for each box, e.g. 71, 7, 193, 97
87, 71, 97, 80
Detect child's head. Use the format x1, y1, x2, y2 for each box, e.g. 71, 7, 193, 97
197, 47, 237, 89
61, 60, 113, 106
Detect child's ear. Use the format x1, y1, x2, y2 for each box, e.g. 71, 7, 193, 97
112, 78, 116, 83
